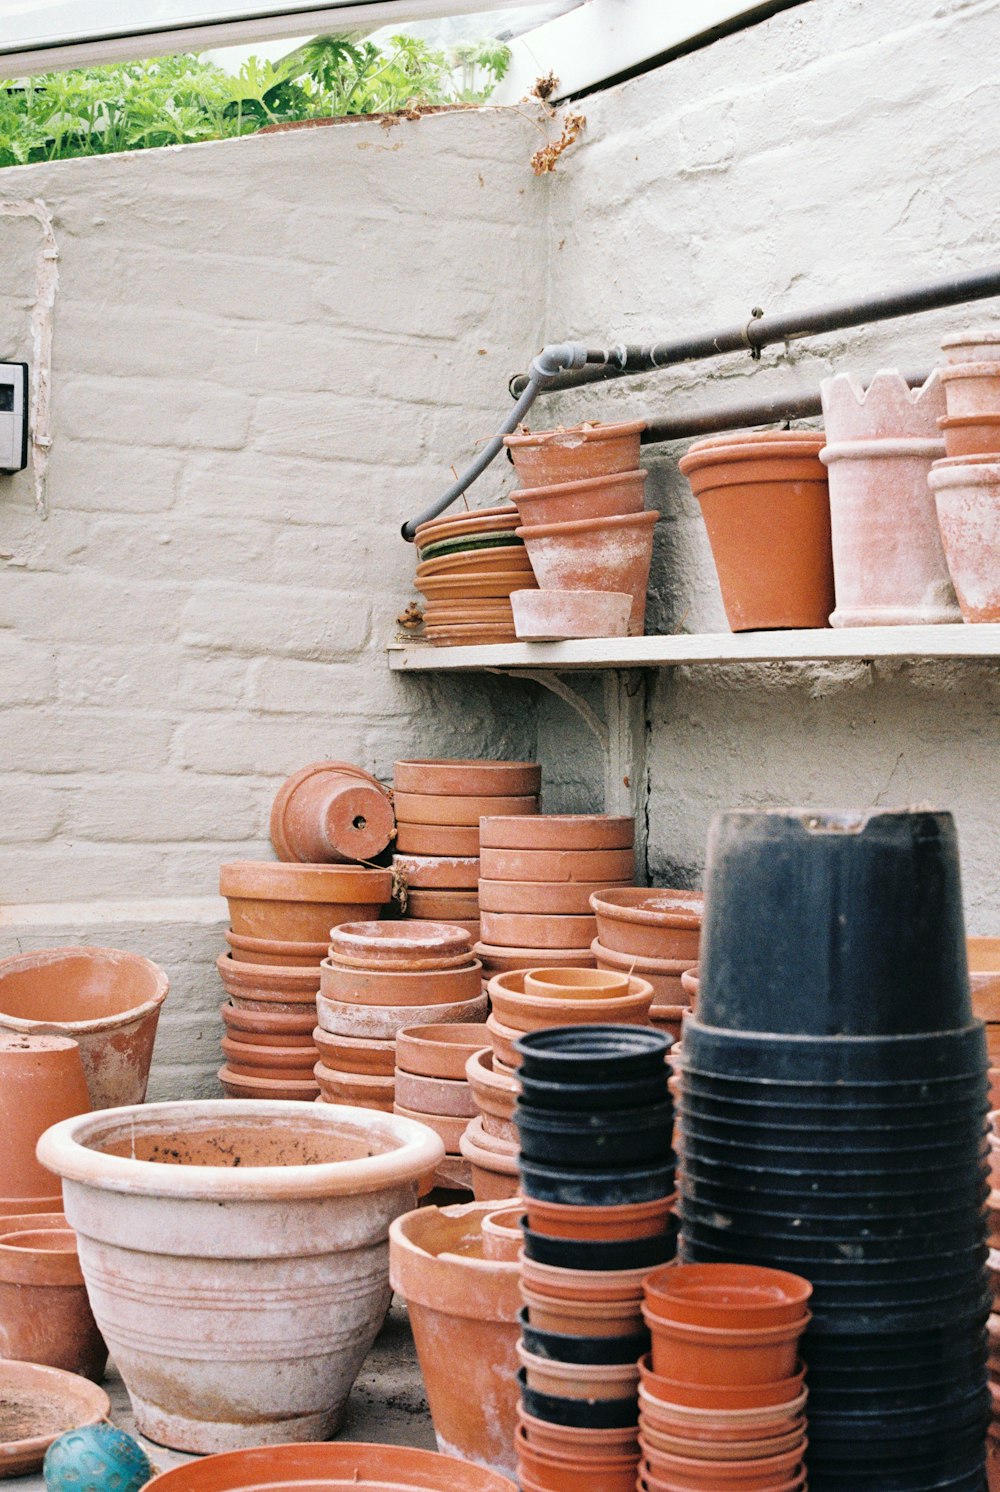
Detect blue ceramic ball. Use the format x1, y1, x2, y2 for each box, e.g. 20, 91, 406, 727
44, 1424, 154, 1492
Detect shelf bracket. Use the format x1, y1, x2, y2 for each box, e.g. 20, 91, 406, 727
484, 668, 609, 750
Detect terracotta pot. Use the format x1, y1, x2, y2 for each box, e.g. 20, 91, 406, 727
459, 1116, 521, 1201
220, 1036, 319, 1075
505, 421, 646, 487
518, 1341, 640, 1402
0, 1194, 65, 1219
481, 911, 597, 949
415, 504, 521, 547
320, 957, 482, 1007
222, 1003, 317, 1048
521, 1283, 645, 1339
480, 1204, 524, 1261
644, 1265, 812, 1330
225, 930, 327, 968
0, 1359, 111, 1477
0, 947, 167, 1109
482, 816, 634, 851
397, 1024, 491, 1081
678, 433, 834, 631
220, 863, 392, 943
407, 889, 480, 920
942, 328, 1000, 363
394, 792, 538, 827
480, 878, 632, 916
476, 943, 597, 975
516, 510, 659, 635
416, 547, 534, 580
396, 823, 481, 856
970, 937, 1000, 1021
938, 360, 1000, 418
389, 1199, 521, 1476
512, 468, 647, 526
680, 968, 699, 1005
521, 1254, 652, 1304
641, 1309, 808, 1385
328, 921, 471, 967
927, 459, 1000, 620
395, 759, 541, 797
312, 1027, 396, 1076
417, 570, 536, 603
650, 1007, 686, 1045
467, 1046, 520, 1122
394, 1068, 477, 1119
638, 1417, 805, 1457
589, 889, 703, 962
317, 990, 487, 1042
519, 1411, 639, 1468
524, 1195, 674, 1242
270, 761, 395, 865
487, 969, 654, 1031
394, 1104, 469, 1154
486, 1011, 525, 1069
217, 954, 320, 1012
523, 967, 631, 998
637, 1362, 807, 1414
592, 940, 694, 1003
218, 1066, 320, 1100
144, 1442, 517, 1492
939, 412, 1000, 457
481, 846, 637, 884
393, 853, 481, 891
38, 1100, 443, 1453
641, 1444, 804, 1491
0, 1222, 107, 1380
511, 588, 633, 641
0, 1033, 90, 1203
315, 1063, 395, 1111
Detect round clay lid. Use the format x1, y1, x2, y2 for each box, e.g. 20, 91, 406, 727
329, 920, 472, 964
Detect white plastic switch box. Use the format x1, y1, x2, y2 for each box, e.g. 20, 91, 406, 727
0, 363, 28, 474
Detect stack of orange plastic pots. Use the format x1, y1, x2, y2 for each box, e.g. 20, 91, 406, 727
639, 1263, 812, 1492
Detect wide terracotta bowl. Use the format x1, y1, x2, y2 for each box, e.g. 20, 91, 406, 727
487, 969, 654, 1031
589, 888, 703, 961
143, 1442, 517, 1492
397, 1024, 492, 1081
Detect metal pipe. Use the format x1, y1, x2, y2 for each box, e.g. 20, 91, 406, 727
639, 369, 932, 445
509, 263, 1000, 396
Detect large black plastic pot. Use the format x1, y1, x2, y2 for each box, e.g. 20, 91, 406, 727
809, 1471, 985, 1492
677, 1072, 988, 1121
521, 1221, 675, 1272
698, 809, 971, 1036
516, 1101, 673, 1166
682, 1169, 989, 1221
678, 1124, 987, 1168
683, 1019, 987, 1084
679, 1216, 986, 1273
518, 1308, 649, 1365
804, 1385, 989, 1449
803, 1322, 987, 1372
679, 1098, 987, 1146
517, 1070, 669, 1112
519, 1155, 675, 1206
516, 1369, 637, 1429
679, 1146, 987, 1194
513, 1025, 669, 1084
679, 1199, 985, 1258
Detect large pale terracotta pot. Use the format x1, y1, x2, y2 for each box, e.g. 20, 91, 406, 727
0, 948, 166, 1109
37, 1100, 443, 1453
390, 1200, 522, 1477
927, 458, 1000, 621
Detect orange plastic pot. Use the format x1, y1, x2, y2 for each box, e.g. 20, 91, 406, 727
504, 420, 646, 487
638, 1356, 807, 1410
521, 1254, 653, 1304
637, 1390, 808, 1439
639, 1418, 805, 1459
319, 958, 482, 1007
644, 1264, 812, 1330
643, 1312, 807, 1386
515, 1424, 638, 1492
641, 1442, 805, 1491
524, 1195, 674, 1242
589, 889, 703, 961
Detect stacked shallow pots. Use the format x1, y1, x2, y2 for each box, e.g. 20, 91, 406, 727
504, 419, 659, 639
394, 1022, 488, 1191
393, 758, 541, 941
590, 887, 703, 1043
218, 862, 392, 1100
513, 1025, 676, 1492
476, 814, 635, 982
928, 329, 1000, 622
678, 807, 989, 1492
411, 504, 535, 645
317, 921, 487, 1123
638, 1263, 812, 1492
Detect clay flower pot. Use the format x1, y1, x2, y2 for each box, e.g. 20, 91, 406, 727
313, 1027, 396, 1076
482, 816, 634, 852
223, 1003, 317, 1047
518, 1341, 640, 1402
217, 954, 320, 1012
511, 588, 633, 641
220, 1037, 318, 1077
315, 1063, 395, 1111
487, 969, 654, 1031
678, 431, 834, 631
523, 967, 631, 999
145, 1442, 517, 1492
0, 947, 167, 1109
317, 990, 487, 1042
504, 421, 646, 487
938, 412, 1000, 457
938, 360, 1000, 418
219, 1067, 319, 1100
0, 1360, 111, 1478
225, 930, 328, 968
480, 878, 631, 916
393, 1105, 471, 1154
969, 937, 1000, 1021
927, 458, 1000, 621
459, 1115, 521, 1201
397, 1024, 491, 1080
644, 1264, 812, 1330
328, 921, 472, 967
942, 328, 1000, 364
466, 1046, 520, 1140
37, 1099, 444, 1453
394, 791, 538, 828
517, 510, 660, 635
480, 911, 598, 949
475, 943, 597, 977
518, 1413, 639, 1488
394, 1068, 477, 1119
220, 864, 392, 943
513, 469, 647, 526
480, 1204, 524, 1261
589, 889, 703, 961
0, 1221, 107, 1380
396, 823, 481, 856
320, 957, 482, 1007
393, 853, 481, 891
0, 1033, 90, 1206
481, 846, 636, 885
592, 938, 694, 1003
521, 1282, 645, 1339
389, 1200, 522, 1476
406, 889, 480, 920
269, 761, 395, 865
395, 759, 541, 797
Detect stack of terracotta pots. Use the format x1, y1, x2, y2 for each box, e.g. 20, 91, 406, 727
476, 814, 634, 981
394, 1022, 488, 1190
928, 330, 1000, 623
393, 758, 542, 941
590, 887, 703, 1043
217, 861, 392, 1100
411, 504, 536, 645
679, 429, 835, 631
464, 1039, 521, 1201
316, 921, 487, 1114
514, 1025, 677, 1492
504, 419, 660, 639
638, 1263, 812, 1492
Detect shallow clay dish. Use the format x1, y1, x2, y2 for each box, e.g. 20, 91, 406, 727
0, 1359, 110, 1477
142, 1441, 518, 1492
511, 589, 632, 641
480, 815, 634, 852
396, 1024, 492, 1081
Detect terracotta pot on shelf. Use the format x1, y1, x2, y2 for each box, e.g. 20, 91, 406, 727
0, 1033, 91, 1206
459, 1116, 520, 1201
504, 421, 646, 487
395, 759, 541, 798
317, 991, 487, 1042
269, 761, 395, 865
0, 1221, 107, 1381
393, 791, 538, 826
939, 413, 1000, 457
407, 889, 480, 921
511, 589, 633, 642
589, 889, 703, 961
38, 1100, 443, 1454
927, 458, 1000, 621
328, 921, 471, 968
225, 930, 328, 967
938, 360, 1000, 418
396, 822, 481, 856
480, 911, 597, 949
517, 510, 659, 636
0, 948, 167, 1110
513, 469, 647, 527
217, 954, 320, 1012
393, 853, 481, 891
312, 1027, 396, 1076
143, 1442, 517, 1492
220, 863, 392, 943
320, 957, 483, 1008
678, 430, 834, 631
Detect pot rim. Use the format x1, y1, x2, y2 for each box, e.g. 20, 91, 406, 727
0, 945, 168, 1033
589, 888, 703, 928
592, 939, 696, 975
678, 440, 825, 476
37, 1099, 444, 1199
505, 419, 646, 449
516, 509, 659, 541
220, 861, 392, 901
929, 461, 1000, 488
142, 1442, 518, 1492
513, 468, 648, 501
820, 438, 945, 461
936, 360, 1000, 379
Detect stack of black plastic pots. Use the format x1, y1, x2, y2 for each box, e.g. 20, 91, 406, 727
679, 808, 989, 1492
512, 1025, 676, 1485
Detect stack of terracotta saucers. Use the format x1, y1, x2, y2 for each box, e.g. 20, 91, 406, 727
412, 504, 537, 645
217, 861, 392, 1100
590, 887, 703, 1044
393, 759, 541, 942
314, 921, 488, 1113
475, 815, 634, 982
394, 1023, 489, 1192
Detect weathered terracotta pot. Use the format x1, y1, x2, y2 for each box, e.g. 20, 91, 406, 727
270, 762, 395, 865
466, 1046, 520, 1138
317, 991, 488, 1041
480, 1204, 524, 1261
219, 1066, 320, 1101
480, 911, 597, 949
217, 954, 320, 1012
486, 1012, 525, 1069
592, 939, 694, 1003
406, 889, 480, 920
416, 547, 534, 581
222, 1003, 317, 1047
678, 432, 834, 631
480, 877, 632, 915
315, 1063, 395, 1111
513, 469, 647, 527
0, 1033, 90, 1205
942, 328, 1000, 363
225, 930, 328, 967
459, 1116, 520, 1201
0, 1220, 107, 1380
938, 360, 1000, 418
475, 942, 596, 975
393, 1104, 469, 1154
395, 759, 541, 797
220, 1037, 318, 1077
519, 1406, 639, 1459
396, 1024, 491, 1080
521, 1282, 645, 1339
393, 853, 481, 890
511, 588, 632, 641
517, 510, 659, 636
328, 921, 471, 968
320, 957, 482, 1008
414, 504, 521, 548
396, 823, 481, 856
394, 1068, 476, 1118
505, 421, 646, 487
927, 458, 1000, 620
38, 1100, 443, 1453
144, 1442, 517, 1492
641, 1442, 805, 1490
0, 1360, 111, 1477
220, 864, 392, 943
970, 938, 1000, 1021
0, 947, 167, 1109
518, 1342, 640, 1402
482, 815, 634, 851
939, 412, 1000, 457
481, 846, 636, 884
589, 889, 702, 961
312, 1027, 396, 1076
394, 791, 538, 827
487, 969, 654, 1031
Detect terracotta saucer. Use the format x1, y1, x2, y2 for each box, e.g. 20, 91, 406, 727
0, 1360, 111, 1476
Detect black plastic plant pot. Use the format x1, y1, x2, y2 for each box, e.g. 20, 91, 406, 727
519, 1156, 675, 1207
515, 1101, 674, 1167
805, 1366, 988, 1415
517, 1307, 650, 1365
802, 1287, 993, 1338
681, 1169, 989, 1222
804, 1325, 987, 1373
678, 1212, 986, 1270
697, 808, 971, 1037
683, 1018, 987, 1085
804, 1386, 989, 1448
677, 1124, 987, 1170
521, 1222, 676, 1272
682, 1231, 986, 1293
678, 1098, 988, 1148
678, 1146, 987, 1195
678, 1066, 989, 1110
513, 1025, 670, 1085
516, 1368, 638, 1429
517, 1070, 670, 1113
808, 1471, 986, 1492
678, 1199, 986, 1260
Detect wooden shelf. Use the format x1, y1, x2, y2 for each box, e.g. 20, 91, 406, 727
388, 623, 1000, 673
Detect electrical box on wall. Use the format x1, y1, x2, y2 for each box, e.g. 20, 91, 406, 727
0, 362, 28, 474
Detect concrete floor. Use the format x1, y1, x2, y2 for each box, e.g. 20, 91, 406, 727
15, 1300, 435, 1488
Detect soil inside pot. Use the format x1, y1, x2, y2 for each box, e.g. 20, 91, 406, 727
83, 1114, 400, 1167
